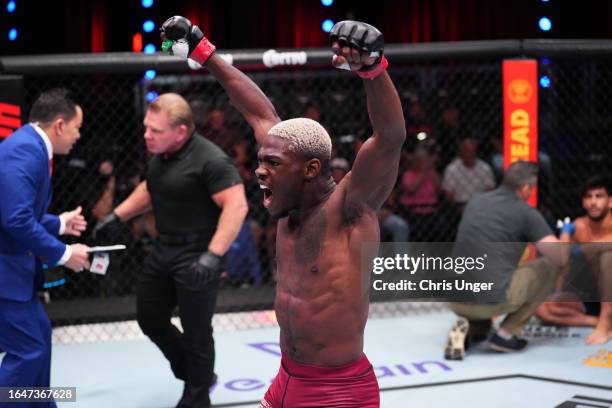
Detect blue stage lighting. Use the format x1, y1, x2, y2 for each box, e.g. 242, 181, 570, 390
539, 17, 552, 32
321, 0, 334, 6
7, 0, 16, 13
144, 44, 156, 54
144, 70, 156, 80
539, 75, 551, 88
322, 19, 334, 33
8, 28, 17, 41
146, 91, 158, 102
141, 0, 153, 8
143, 20, 155, 33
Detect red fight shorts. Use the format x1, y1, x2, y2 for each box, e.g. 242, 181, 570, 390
260, 353, 379, 408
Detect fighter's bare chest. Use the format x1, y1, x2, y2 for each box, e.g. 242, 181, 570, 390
276, 214, 331, 270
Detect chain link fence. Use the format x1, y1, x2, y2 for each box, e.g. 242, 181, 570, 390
2, 41, 610, 342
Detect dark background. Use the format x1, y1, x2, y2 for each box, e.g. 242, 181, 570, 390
2, 0, 612, 55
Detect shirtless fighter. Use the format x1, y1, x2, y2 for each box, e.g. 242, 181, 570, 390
160, 17, 405, 407
537, 176, 612, 345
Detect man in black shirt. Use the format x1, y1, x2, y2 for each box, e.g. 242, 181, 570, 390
445, 161, 570, 360
94, 93, 248, 407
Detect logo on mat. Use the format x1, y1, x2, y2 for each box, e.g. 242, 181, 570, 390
583, 348, 612, 369
507, 79, 533, 104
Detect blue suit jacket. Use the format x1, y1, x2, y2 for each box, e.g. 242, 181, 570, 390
0, 124, 66, 301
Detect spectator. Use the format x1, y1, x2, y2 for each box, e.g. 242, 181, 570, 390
331, 156, 350, 184
332, 156, 408, 242
445, 161, 570, 360
434, 104, 462, 167
202, 107, 243, 158
405, 101, 433, 149
399, 147, 440, 241
442, 136, 495, 207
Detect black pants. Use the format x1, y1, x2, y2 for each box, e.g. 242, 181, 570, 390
136, 241, 218, 402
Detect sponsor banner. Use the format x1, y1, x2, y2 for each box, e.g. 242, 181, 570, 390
503, 59, 538, 207
262, 49, 308, 68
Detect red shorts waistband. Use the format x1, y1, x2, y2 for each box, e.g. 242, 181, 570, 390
281, 353, 373, 378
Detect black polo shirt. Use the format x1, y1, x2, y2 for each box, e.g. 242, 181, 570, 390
146, 133, 243, 238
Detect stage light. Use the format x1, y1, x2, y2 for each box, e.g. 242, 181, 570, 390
322, 19, 334, 33
321, 0, 334, 6
141, 0, 153, 8
143, 20, 155, 33
539, 17, 552, 32
540, 57, 550, 66
539, 75, 551, 88
8, 28, 17, 41
144, 44, 156, 54
144, 70, 156, 80
7, 0, 16, 13
132, 33, 143, 52
146, 91, 158, 102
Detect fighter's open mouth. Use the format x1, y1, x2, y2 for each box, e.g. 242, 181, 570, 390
260, 185, 273, 208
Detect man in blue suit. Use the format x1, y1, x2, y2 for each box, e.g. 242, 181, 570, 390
0, 89, 91, 407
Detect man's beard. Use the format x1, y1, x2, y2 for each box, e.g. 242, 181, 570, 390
588, 208, 609, 222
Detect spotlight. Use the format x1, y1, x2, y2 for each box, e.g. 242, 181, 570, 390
538, 17, 552, 32
7, 0, 16, 13
144, 70, 156, 80
146, 91, 158, 102
322, 19, 334, 33
141, 0, 153, 8
144, 44, 156, 54
539, 75, 551, 88
143, 20, 155, 33
8, 28, 18, 41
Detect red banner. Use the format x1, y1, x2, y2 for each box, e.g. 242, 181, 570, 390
0, 76, 24, 140
0, 102, 21, 138
503, 59, 538, 207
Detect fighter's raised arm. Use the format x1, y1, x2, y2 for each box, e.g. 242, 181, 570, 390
159, 16, 281, 144
330, 21, 406, 210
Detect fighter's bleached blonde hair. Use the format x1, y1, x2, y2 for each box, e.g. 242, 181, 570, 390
268, 118, 332, 159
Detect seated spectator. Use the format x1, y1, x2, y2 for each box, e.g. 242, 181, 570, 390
405, 101, 433, 150
196, 106, 245, 161
434, 104, 462, 168
399, 147, 439, 241
331, 157, 350, 184
442, 136, 495, 207
225, 221, 263, 287
378, 206, 410, 242
332, 156, 409, 242
536, 176, 612, 345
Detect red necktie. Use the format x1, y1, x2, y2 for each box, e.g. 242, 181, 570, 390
49, 159, 53, 176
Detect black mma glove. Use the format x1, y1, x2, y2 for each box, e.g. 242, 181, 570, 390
329, 20, 388, 79
189, 250, 223, 289
92, 212, 122, 242
160, 16, 216, 65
